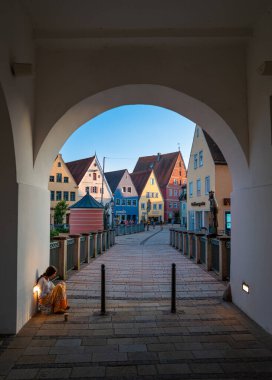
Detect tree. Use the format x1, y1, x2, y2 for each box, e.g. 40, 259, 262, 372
54, 200, 69, 225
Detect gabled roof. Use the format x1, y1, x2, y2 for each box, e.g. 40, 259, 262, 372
133, 151, 183, 188
130, 170, 152, 196
66, 156, 95, 185
203, 131, 227, 164
70, 191, 103, 209
104, 169, 126, 194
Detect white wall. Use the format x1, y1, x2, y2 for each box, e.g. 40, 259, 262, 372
230, 10, 272, 334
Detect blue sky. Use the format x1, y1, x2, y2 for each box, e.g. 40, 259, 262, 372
60, 105, 195, 173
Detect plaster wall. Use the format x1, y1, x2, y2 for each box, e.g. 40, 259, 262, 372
230, 11, 272, 333
215, 165, 232, 230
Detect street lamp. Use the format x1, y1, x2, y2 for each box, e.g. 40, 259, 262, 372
110, 197, 114, 228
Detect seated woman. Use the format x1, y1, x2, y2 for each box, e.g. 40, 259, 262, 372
36, 265, 69, 314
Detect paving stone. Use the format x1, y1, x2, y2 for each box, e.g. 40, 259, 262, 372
37, 368, 72, 378
55, 353, 92, 363
55, 338, 82, 347
6, 368, 39, 379
157, 363, 191, 374
137, 364, 157, 376
105, 365, 137, 377
159, 350, 194, 361
147, 343, 175, 352
190, 363, 224, 374
92, 352, 127, 362
70, 366, 106, 378
119, 344, 147, 352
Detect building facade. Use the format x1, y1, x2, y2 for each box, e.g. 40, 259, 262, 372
131, 169, 164, 222
105, 169, 138, 224
48, 154, 79, 224
187, 126, 232, 233
133, 152, 186, 222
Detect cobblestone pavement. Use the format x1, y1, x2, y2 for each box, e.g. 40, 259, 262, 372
1, 227, 272, 379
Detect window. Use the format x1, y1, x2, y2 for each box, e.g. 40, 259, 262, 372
173, 202, 177, 208
199, 151, 203, 167
49, 175, 54, 182
56, 191, 61, 201
179, 161, 182, 167
127, 200, 132, 206
122, 187, 126, 192
205, 176, 210, 194
93, 173, 97, 180
128, 187, 131, 193
56, 173, 62, 182
85, 186, 89, 193
63, 176, 69, 183
63, 191, 69, 201
169, 189, 172, 196
156, 193, 158, 198
159, 204, 162, 210
153, 204, 157, 210
189, 182, 193, 197
57, 162, 61, 167
122, 199, 126, 205
116, 199, 120, 205
141, 203, 145, 210
146, 192, 150, 198
50, 191, 55, 201
169, 202, 173, 208
179, 171, 182, 176
174, 179, 178, 185
194, 154, 198, 169
132, 200, 137, 206
70, 192, 75, 201
150, 178, 154, 185
92, 186, 97, 193
197, 179, 201, 196
196, 127, 199, 137
174, 190, 178, 196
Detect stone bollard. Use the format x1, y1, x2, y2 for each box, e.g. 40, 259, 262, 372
183, 231, 188, 256
69, 234, 81, 270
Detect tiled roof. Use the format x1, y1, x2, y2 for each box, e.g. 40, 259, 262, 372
105, 169, 126, 194
133, 151, 183, 188
70, 191, 103, 209
66, 156, 95, 185
203, 131, 227, 164
130, 170, 152, 195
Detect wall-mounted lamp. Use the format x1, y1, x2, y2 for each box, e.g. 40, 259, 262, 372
242, 282, 249, 294
257, 61, 272, 76
11, 62, 33, 77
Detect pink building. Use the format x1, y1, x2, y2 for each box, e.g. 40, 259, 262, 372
69, 191, 104, 234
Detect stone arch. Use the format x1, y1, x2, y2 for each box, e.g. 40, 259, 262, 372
34, 84, 249, 190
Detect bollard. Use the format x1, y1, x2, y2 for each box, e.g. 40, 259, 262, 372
171, 263, 176, 313
101, 264, 106, 315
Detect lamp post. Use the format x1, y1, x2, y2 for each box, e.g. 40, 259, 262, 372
110, 197, 114, 228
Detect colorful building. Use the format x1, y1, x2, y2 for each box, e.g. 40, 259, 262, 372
133, 152, 186, 222
105, 169, 138, 224
48, 154, 79, 224
130, 169, 164, 222
187, 126, 232, 233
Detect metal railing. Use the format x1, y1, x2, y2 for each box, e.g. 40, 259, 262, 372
211, 238, 220, 273
115, 223, 144, 236
66, 238, 75, 271
49, 241, 60, 269
80, 236, 86, 263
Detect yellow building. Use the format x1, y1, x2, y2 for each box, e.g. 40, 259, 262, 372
131, 169, 164, 222
187, 126, 232, 233
48, 154, 79, 224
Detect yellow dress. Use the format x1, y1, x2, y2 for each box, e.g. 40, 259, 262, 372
38, 277, 68, 314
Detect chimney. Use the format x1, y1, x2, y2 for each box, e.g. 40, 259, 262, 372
157, 153, 161, 162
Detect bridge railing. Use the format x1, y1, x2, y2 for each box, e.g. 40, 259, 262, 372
170, 228, 231, 281
115, 223, 145, 236
50, 229, 116, 280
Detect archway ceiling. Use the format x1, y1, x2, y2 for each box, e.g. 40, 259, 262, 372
22, 0, 269, 41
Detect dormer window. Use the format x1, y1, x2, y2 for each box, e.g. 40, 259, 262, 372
57, 162, 61, 167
